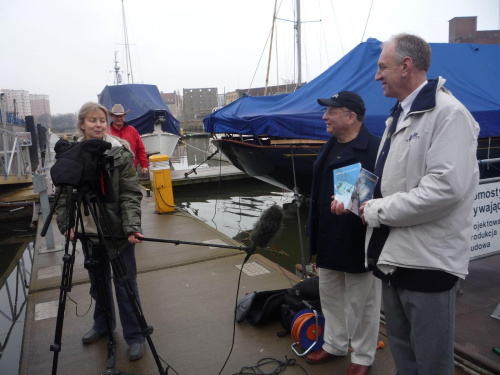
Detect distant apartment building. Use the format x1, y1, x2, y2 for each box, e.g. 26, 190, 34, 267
0, 89, 52, 126
224, 83, 298, 105
1, 89, 32, 121
30, 94, 52, 126
160, 90, 182, 119
449, 16, 500, 44
182, 88, 218, 121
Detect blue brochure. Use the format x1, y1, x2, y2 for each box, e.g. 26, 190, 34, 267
333, 163, 378, 216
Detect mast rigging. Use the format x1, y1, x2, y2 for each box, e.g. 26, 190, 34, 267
121, 0, 134, 84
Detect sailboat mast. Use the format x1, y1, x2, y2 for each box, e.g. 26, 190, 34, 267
122, 0, 134, 84
264, 0, 278, 96
296, 0, 302, 85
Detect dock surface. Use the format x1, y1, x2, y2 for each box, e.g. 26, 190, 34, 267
22, 196, 396, 375
15, 133, 500, 374
19, 133, 394, 374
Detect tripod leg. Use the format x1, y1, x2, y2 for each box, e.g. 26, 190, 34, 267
50, 247, 76, 374
88, 251, 116, 336
109, 248, 166, 374
50, 194, 79, 375
86, 246, 119, 372
110, 244, 144, 344
83, 190, 167, 374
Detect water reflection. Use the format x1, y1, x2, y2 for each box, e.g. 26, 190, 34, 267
0, 240, 33, 375
170, 135, 230, 171
171, 135, 312, 274
174, 178, 310, 275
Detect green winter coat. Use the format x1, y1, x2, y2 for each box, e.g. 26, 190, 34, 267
54, 135, 143, 250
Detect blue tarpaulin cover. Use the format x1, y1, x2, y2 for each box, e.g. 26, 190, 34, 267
99, 84, 181, 136
204, 38, 500, 139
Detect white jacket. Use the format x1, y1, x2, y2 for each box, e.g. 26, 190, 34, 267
364, 77, 479, 279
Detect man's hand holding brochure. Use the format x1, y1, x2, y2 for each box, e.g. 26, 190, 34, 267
333, 163, 378, 216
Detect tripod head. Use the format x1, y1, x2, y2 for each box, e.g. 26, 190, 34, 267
41, 138, 117, 238
51, 138, 113, 187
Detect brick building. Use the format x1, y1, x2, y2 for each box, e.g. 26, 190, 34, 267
449, 16, 500, 44
224, 83, 299, 105
182, 88, 218, 121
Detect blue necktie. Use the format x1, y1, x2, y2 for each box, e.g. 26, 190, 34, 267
367, 103, 403, 270
373, 103, 402, 198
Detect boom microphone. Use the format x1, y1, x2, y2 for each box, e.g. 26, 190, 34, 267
245, 204, 284, 262
249, 204, 284, 249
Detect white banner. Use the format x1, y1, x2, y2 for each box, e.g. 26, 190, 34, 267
470, 181, 500, 260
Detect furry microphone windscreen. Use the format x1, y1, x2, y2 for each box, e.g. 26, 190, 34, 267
250, 204, 284, 249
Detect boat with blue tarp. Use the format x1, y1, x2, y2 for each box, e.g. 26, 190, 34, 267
98, 83, 182, 158
205, 38, 500, 194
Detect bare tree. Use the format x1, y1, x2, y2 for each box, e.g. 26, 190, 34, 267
34, 113, 52, 128
50, 113, 77, 132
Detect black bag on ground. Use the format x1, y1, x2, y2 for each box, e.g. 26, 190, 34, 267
235, 276, 321, 331
238, 289, 287, 325
280, 276, 321, 333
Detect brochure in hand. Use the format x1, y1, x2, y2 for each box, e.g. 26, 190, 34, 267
333, 163, 379, 216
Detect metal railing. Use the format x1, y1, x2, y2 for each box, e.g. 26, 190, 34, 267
0, 126, 31, 180
478, 158, 500, 184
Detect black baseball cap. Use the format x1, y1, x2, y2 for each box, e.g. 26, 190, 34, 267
317, 91, 366, 116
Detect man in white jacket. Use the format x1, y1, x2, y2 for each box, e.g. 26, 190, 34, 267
360, 34, 479, 375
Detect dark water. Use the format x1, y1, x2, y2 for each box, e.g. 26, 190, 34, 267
0, 220, 34, 375
170, 135, 312, 274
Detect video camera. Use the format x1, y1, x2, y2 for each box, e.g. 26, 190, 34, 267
50, 138, 116, 202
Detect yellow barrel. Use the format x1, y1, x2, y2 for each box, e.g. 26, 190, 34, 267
149, 154, 174, 213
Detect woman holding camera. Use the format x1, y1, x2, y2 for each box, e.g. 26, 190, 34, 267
54, 102, 146, 361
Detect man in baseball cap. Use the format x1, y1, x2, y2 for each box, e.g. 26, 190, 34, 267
317, 91, 366, 118
108, 104, 149, 174
306, 91, 381, 375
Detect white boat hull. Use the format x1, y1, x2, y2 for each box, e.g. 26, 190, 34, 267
141, 132, 180, 158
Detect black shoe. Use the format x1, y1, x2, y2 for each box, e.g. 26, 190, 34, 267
82, 328, 106, 344
128, 342, 145, 361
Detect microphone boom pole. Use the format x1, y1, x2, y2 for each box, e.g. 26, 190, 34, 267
86, 204, 284, 258
123, 236, 251, 253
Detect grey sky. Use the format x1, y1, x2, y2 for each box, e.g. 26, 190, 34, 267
1, 0, 498, 115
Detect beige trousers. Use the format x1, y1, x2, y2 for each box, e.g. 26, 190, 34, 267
318, 268, 382, 366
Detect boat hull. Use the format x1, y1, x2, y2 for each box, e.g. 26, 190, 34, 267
212, 138, 322, 195
141, 132, 180, 158
213, 136, 500, 196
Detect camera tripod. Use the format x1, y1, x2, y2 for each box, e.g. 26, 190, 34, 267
43, 184, 168, 375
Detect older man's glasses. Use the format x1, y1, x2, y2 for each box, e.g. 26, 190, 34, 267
322, 109, 352, 117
